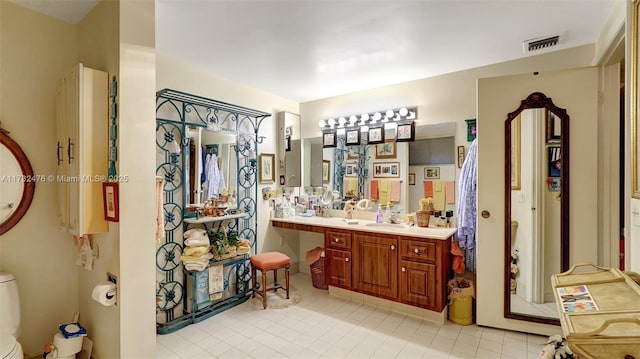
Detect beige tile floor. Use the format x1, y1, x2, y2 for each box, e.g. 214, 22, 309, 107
157, 273, 548, 358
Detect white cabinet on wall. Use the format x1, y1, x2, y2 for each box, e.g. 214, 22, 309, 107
56, 63, 108, 235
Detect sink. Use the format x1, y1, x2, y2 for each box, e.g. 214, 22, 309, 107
364, 223, 405, 228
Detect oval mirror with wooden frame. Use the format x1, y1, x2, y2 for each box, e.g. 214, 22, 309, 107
0, 126, 35, 235
504, 92, 570, 326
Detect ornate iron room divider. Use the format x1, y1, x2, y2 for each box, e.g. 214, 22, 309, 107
155, 89, 269, 334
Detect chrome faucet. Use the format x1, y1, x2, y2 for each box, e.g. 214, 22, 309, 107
388, 210, 404, 224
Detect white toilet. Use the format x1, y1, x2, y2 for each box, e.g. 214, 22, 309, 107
0, 272, 24, 359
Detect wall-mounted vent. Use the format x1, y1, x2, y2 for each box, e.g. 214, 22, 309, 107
523, 35, 560, 53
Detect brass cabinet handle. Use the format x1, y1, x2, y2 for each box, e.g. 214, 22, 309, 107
481, 210, 490, 218
57, 141, 62, 166
67, 137, 75, 164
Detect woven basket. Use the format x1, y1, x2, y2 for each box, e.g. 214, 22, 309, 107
310, 258, 328, 289
415, 210, 432, 227
212, 245, 237, 261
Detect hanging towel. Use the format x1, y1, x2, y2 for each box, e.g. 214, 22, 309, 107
155, 178, 165, 242
390, 180, 401, 202
451, 239, 465, 274
205, 154, 222, 199
370, 180, 379, 200
424, 180, 433, 197
445, 181, 455, 204
457, 139, 477, 251
432, 181, 445, 210
378, 179, 391, 205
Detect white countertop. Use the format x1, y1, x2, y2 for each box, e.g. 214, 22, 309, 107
271, 215, 456, 240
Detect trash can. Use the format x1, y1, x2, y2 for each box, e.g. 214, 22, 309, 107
447, 278, 474, 325
306, 247, 327, 289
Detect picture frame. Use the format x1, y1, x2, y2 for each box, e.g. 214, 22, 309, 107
408, 173, 416, 186
375, 140, 396, 159
373, 162, 400, 178
259, 153, 275, 183
465, 118, 477, 142
424, 166, 440, 179
205, 144, 219, 156
346, 152, 359, 161
102, 183, 119, 222
511, 116, 521, 189
345, 163, 358, 177
322, 130, 337, 148
546, 110, 561, 143
457, 145, 466, 169
548, 146, 561, 178
322, 160, 331, 183
367, 126, 385, 144
345, 128, 361, 146
396, 121, 415, 142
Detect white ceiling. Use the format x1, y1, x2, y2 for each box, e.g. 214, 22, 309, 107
14, 0, 618, 102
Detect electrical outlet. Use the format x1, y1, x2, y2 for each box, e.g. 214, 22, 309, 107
107, 272, 117, 284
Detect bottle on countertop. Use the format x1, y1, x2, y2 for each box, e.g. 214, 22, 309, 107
376, 204, 383, 223
385, 203, 391, 221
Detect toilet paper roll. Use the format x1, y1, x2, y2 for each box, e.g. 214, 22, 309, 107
91, 281, 117, 306
53, 333, 83, 356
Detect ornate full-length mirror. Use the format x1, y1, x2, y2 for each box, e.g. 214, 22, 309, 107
504, 92, 569, 325
1, 126, 35, 235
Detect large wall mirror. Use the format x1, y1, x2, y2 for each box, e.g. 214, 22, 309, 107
504, 92, 569, 325
0, 126, 35, 235
278, 112, 301, 187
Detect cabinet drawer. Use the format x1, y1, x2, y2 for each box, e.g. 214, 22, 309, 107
326, 230, 352, 249
400, 239, 436, 262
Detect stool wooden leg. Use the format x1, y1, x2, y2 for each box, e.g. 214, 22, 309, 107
285, 265, 290, 299
262, 270, 268, 309
251, 265, 256, 298
273, 267, 278, 287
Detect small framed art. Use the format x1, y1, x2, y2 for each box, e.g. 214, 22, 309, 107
259, 153, 275, 183
345, 128, 360, 146
457, 145, 465, 168
367, 126, 384, 144
424, 166, 440, 179
408, 173, 416, 185
103, 183, 119, 222
396, 121, 415, 142
546, 110, 561, 143
375, 140, 396, 159
322, 130, 337, 148
322, 160, 331, 183
345, 163, 358, 177
373, 162, 400, 178
465, 118, 477, 142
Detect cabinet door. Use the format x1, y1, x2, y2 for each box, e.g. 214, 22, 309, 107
353, 233, 398, 299
400, 260, 436, 309
325, 248, 351, 289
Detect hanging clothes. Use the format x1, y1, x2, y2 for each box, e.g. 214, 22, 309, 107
457, 138, 477, 272
204, 153, 223, 199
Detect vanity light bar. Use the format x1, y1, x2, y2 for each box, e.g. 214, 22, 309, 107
318, 107, 417, 130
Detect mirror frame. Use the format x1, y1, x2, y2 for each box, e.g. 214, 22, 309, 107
0, 127, 35, 235
504, 92, 569, 325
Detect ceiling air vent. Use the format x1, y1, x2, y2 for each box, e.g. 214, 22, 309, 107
523, 35, 560, 53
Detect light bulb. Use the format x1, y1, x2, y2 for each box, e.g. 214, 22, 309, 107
349, 115, 358, 125
373, 112, 382, 121
328, 118, 336, 126
385, 109, 394, 118
399, 107, 409, 117
338, 117, 347, 126
318, 119, 326, 128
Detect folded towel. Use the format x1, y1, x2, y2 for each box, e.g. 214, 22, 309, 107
445, 181, 455, 204
185, 262, 208, 272
185, 238, 210, 247
370, 180, 379, 200
181, 253, 213, 262
390, 180, 401, 202
424, 181, 433, 197
209, 264, 224, 294
183, 246, 210, 256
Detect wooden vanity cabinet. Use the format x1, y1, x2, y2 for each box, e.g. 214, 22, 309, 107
399, 238, 450, 311
325, 230, 352, 289
353, 232, 398, 299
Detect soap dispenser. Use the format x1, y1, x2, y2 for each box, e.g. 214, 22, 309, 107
376, 204, 383, 223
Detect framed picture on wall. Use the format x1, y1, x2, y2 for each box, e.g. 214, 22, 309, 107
345, 163, 358, 177
345, 129, 360, 146
457, 145, 466, 169
367, 126, 384, 144
546, 110, 561, 143
396, 121, 415, 142
103, 183, 119, 222
408, 173, 416, 185
322, 130, 337, 148
373, 162, 400, 178
465, 118, 477, 142
259, 153, 275, 183
375, 140, 396, 159
424, 166, 440, 179
322, 160, 331, 183
548, 146, 561, 177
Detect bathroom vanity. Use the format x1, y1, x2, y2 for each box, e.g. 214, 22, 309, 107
271, 216, 456, 322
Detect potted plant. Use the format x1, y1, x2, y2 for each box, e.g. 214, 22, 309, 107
416, 197, 434, 227
207, 228, 238, 260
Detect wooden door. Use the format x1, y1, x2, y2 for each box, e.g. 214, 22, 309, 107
353, 233, 398, 299
400, 260, 436, 309
325, 248, 351, 289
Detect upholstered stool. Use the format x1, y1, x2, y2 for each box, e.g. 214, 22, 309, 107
250, 252, 291, 309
